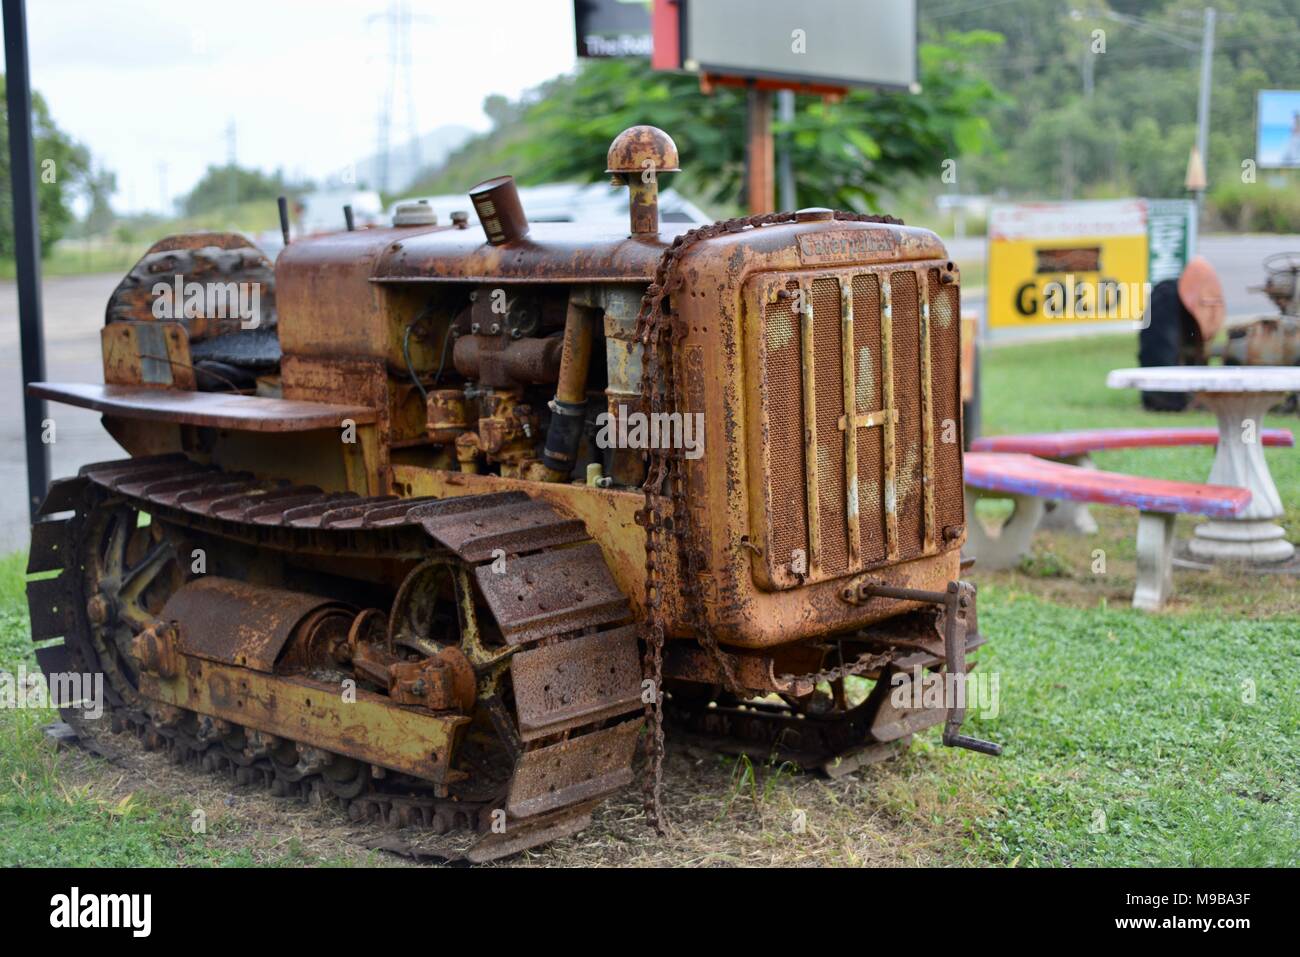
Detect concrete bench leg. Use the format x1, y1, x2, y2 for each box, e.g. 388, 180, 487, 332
963, 488, 1045, 570
1133, 510, 1176, 611
1039, 454, 1100, 534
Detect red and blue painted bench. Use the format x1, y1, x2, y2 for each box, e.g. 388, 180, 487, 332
969, 427, 1293, 533
963, 452, 1252, 610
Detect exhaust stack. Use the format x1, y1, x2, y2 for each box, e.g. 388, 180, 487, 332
468, 175, 529, 246
606, 126, 680, 236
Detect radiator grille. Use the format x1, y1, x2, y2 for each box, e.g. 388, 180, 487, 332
930, 271, 966, 536
890, 271, 924, 560
764, 280, 806, 573
812, 277, 848, 576
852, 275, 886, 566
755, 262, 963, 588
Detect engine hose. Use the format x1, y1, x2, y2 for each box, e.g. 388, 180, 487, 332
542, 301, 596, 476
402, 320, 429, 402
542, 399, 587, 474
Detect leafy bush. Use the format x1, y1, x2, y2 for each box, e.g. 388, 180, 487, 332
410, 31, 1006, 215
1210, 180, 1300, 233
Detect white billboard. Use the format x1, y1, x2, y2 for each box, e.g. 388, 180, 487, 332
1257, 90, 1300, 169
682, 0, 917, 91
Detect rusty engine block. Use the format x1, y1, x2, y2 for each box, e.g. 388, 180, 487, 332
26, 126, 997, 862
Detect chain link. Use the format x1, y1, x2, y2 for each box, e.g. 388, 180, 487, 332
634, 209, 903, 831
774, 649, 896, 689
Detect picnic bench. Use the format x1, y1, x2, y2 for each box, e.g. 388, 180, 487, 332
969, 427, 1294, 533
963, 452, 1252, 610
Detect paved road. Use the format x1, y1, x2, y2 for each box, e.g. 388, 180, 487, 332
0, 273, 124, 552
2, 233, 1297, 551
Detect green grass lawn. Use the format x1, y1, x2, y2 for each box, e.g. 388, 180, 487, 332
0, 200, 284, 280
960, 588, 1299, 865
0, 332, 1295, 866
959, 332, 1299, 865
0, 555, 375, 866
0, 241, 146, 279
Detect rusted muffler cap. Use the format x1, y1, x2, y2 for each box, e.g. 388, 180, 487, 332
606, 125, 680, 179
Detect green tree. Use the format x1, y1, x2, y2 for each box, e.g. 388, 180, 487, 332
482, 93, 522, 128
0, 75, 93, 258
82, 161, 118, 236
935, 0, 1300, 203
412, 31, 1005, 214
181, 163, 292, 216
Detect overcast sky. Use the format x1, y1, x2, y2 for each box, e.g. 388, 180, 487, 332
5, 0, 581, 213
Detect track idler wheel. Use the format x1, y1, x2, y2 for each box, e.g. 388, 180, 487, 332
77, 495, 187, 709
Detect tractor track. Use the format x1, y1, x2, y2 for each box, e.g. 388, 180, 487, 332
27, 453, 645, 863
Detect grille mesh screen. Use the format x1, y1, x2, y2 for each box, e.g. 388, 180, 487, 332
757, 262, 959, 587
929, 271, 966, 535
764, 280, 806, 573
889, 270, 924, 559
812, 277, 848, 575
852, 274, 886, 565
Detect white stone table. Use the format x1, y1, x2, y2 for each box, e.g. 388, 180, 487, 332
1107, 366, 1300, 563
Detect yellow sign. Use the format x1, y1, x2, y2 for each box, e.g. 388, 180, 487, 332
987, 200, 1150, 330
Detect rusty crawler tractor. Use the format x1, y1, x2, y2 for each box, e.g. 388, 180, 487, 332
26, 126, 999, 862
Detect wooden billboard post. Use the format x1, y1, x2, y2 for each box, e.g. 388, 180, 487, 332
746, 88, 775, 214
651, 0, 917, 215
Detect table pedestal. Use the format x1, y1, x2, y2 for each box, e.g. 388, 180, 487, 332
1189, 392, 1294, 563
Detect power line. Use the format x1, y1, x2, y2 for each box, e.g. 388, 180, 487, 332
927, 0, 1028, 18
370, 1, 429, 194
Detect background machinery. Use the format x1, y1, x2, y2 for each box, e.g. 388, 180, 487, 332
1221, 251, 1300, 374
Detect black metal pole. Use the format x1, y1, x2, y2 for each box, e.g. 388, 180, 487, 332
277, 195, 291, 246
3, 0, 50, 522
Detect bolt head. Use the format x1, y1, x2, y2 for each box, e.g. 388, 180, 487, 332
86, 594, 111, 625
